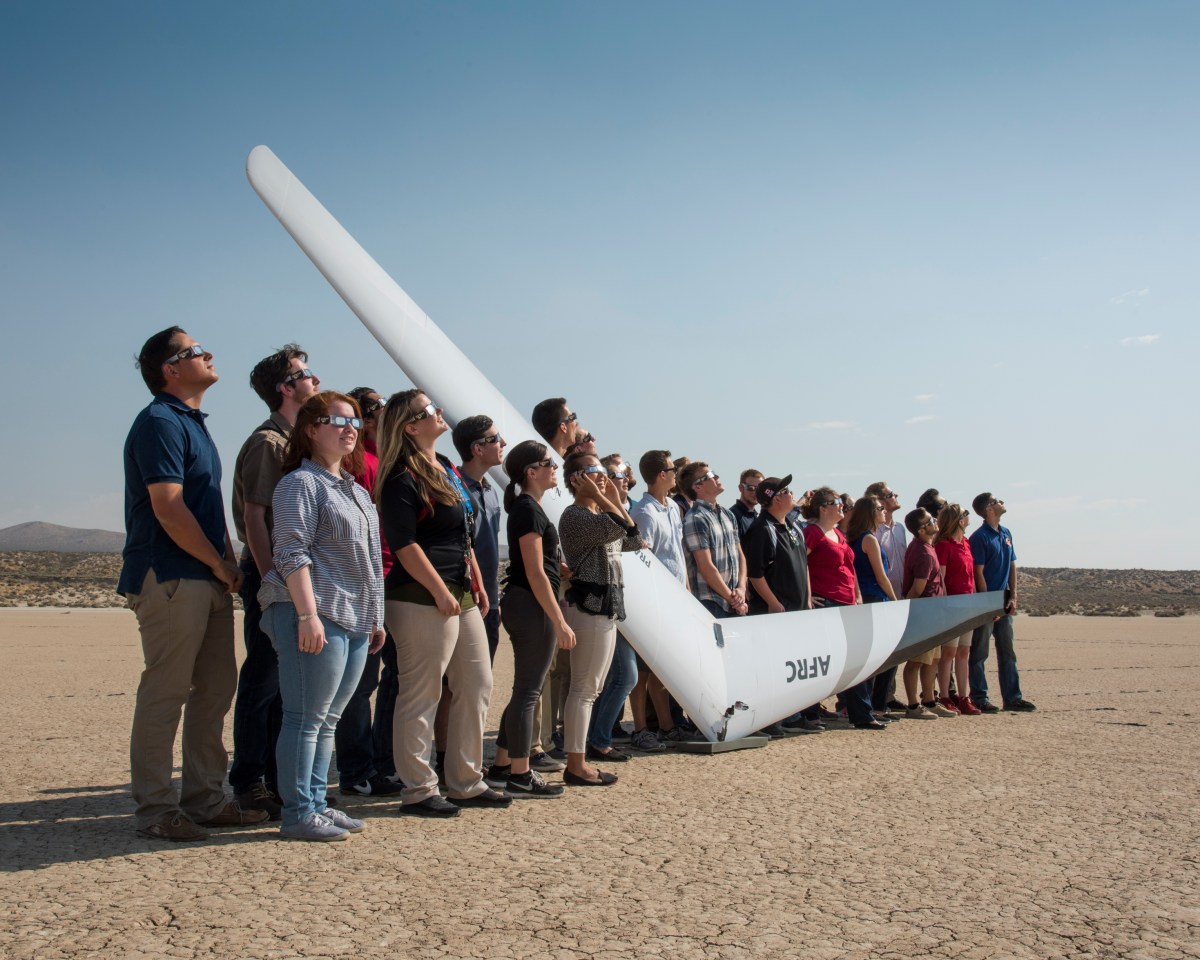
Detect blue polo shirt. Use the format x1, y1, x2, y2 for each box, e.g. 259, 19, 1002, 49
118, 393, 228, 595
969, 523, 1017, 591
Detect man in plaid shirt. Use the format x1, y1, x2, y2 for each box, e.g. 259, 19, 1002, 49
679, 461, 748, 618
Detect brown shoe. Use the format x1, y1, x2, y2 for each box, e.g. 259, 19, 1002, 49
136, 812, 209, 842
197, 799, 269, 827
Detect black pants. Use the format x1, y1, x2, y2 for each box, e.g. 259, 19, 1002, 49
496, 587, 558, 760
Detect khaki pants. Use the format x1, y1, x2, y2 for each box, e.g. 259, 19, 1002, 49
387, 601, 492, 803
127, 572, 236, 828
563, 606, 617, 755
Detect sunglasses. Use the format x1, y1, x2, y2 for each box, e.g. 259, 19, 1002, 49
412, 402, 440, 422
278, 368, 317, 390
699, 472, 720, 483
473, 434, 505, 447
361, 397, 386, 416
166, 344, 207, 364
570, 465, 606, 480
819, 500, 842, 508
607, 469, 631, 480
740, 482, 759, 491
559, 412, 578, 426
314, 415, 362, 430
531, 458, 555, 469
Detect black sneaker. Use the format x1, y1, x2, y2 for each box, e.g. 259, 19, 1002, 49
1004, 699, 1037, 712
341, 774, 405, 797
397, 795, 460, 818
529, 751, 566, 773
235, 782, 282, 821
483, 763, 511, 788
974, 699, 1001, 713
450, 787, 513, 809
756, 723, 789, 738
886, 699, 907, 712
505, 771, 564, 800
611, 722, 632, 742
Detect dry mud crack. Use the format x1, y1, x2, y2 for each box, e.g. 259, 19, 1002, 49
1, 611, 1198, 959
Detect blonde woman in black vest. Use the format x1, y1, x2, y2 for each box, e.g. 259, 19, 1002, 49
376, 389, 509, 817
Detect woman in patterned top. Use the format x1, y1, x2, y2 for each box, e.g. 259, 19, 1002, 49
258, 391, 386, 841
376, 389, 505, 818
557, 452, 644, 786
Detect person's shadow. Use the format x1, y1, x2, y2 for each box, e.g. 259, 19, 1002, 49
0, 778, 275, 871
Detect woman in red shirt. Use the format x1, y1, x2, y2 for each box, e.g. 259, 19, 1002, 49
934, 503, 981, 715
802, 488, 882, 730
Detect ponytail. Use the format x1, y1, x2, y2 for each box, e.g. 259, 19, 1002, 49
503, 478, 520, 512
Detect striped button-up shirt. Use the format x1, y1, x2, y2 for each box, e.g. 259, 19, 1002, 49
683, 499, 742, 611
259, 459, 384, 634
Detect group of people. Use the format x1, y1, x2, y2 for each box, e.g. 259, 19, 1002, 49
120, 329, 1033, 844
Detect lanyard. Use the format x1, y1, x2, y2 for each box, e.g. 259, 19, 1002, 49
442, 462, 474, 517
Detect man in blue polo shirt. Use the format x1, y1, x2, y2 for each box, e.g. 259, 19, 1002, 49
120, 327, 266, 841
967, 492, 1036, 713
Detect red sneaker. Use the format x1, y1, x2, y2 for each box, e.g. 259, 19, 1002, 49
955, 694, 982, 716
937, 696, 961, 715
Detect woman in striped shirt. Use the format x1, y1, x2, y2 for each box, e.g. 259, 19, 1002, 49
258, 391, 386, 841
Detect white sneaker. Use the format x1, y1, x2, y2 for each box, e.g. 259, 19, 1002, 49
280, 812, 349, 842
928, 701, 958, 718
905, 705, 939, 720
321, 807, 366, 833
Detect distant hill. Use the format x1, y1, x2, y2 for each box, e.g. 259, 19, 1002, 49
0, 522, 124, 553
0, 546, 1195, 613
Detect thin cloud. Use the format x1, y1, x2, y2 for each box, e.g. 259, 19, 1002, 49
1087, 497, 1146, 511
904, 414, 936, 425
1111, 287, 1151, 305
1120, 334, 1160, 346
801, 420, 855, 431
913, 393, 936, 403
1011, 480, 1038, 489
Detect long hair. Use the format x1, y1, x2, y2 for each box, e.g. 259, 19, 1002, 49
935, 502, 968, 544
845, 495, 882, 543
280, 391, 365, 476
502, 440, 550, 512
375, 388, 459, 507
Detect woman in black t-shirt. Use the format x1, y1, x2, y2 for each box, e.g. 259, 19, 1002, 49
485, 440, 575, 799
376, 389, 505, 817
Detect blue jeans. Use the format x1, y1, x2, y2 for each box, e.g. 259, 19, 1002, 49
335, 630, 398, 786
263, 602, 369, 826
588, 633, 638, 749
969, 615, 1022, 706
229, 560, 281, 794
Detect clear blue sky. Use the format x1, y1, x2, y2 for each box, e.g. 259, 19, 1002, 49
1, 1, 1196, 568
